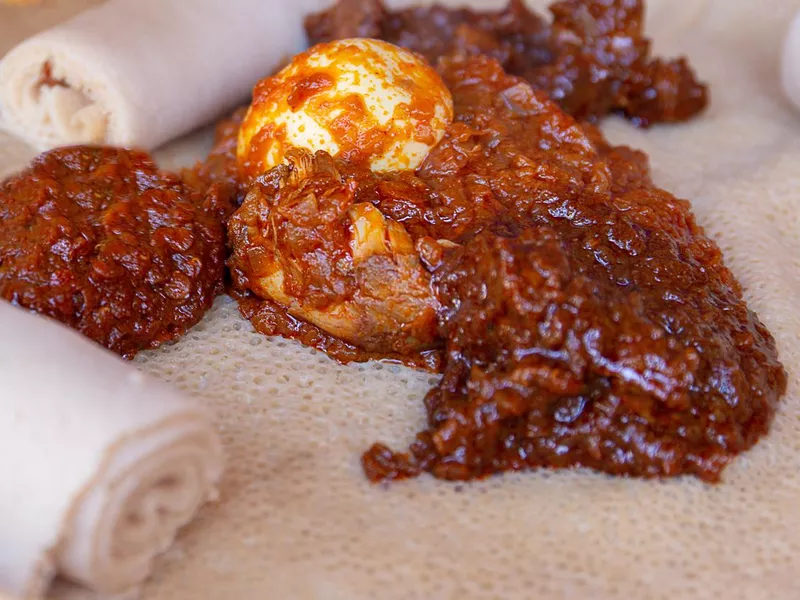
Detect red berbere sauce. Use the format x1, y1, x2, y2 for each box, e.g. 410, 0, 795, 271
0, 146, 229, 359
350, 55, 782, 483
209, 0, 784, 483
306, 0, 709, 127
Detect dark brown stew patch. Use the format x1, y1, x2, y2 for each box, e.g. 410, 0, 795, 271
306, 0, 709, 127
211, 0, 784, 484
360, 56, 785, 483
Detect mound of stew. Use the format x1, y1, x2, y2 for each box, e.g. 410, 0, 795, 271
357, 54, 785, 483
0, 147, 230, 359
209, 0, 787, 484
306, 0, 709, 127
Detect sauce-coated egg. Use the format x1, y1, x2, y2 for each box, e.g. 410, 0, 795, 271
237, 38, 454, 176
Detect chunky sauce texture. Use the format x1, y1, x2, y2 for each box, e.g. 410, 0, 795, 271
183, 107, 249, 212
218, 0, 785, 483
227, 53, 785, 483
306, 0, 709, 127
0, 146, 228, 359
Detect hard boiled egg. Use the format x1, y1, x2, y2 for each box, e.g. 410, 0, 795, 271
237, 38, 454, 176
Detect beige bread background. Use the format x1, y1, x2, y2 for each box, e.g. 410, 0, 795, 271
0, 0, 316, 151
2, 0, 800, 599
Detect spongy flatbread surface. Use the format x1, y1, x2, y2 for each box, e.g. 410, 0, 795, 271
2, 1, 800, 598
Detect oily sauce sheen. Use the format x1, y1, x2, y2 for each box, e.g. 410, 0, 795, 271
306, 0, 709, 127
213, 0, 785, 483
286, 73, 336, 111
0, 147, 228, 359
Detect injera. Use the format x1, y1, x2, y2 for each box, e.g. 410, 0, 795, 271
1, 1, 799, 598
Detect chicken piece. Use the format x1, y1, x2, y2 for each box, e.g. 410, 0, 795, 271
228, 150, 440, 355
